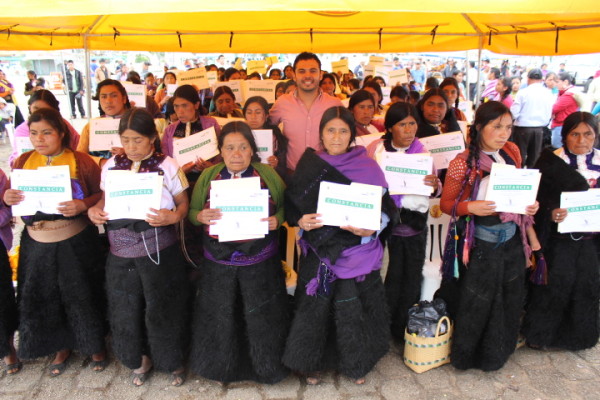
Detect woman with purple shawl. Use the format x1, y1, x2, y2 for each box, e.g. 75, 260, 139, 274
367, 102, 441, 342
283, 106, 397, 385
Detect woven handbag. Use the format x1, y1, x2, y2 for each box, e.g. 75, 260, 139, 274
403, 316, 453, 373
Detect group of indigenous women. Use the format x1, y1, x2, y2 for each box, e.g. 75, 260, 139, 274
0, 73, 598, 389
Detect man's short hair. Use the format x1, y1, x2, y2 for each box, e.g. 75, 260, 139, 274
293, 52, 321, 71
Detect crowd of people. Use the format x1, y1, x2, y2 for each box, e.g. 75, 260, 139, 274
0, 51, 598, 389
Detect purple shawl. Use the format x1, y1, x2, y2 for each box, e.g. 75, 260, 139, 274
304, 145, 387, 296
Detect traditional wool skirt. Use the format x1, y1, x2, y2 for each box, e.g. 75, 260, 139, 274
16, 224, 106, 359
450, 232, 525, 371
0, 240, 17, 358
282, 251, 390, 380
190, 256, 289, 384
385, 230, 427, 341
522, 236, 599, 350
105, 226, 190, 372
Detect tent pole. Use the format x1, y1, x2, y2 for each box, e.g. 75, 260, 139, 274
465, 50, 470, 101
84, 34, 92, 121
474, 35, 484, 106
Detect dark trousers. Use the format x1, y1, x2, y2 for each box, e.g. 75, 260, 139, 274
68, 91, 85, 118
510, 126, 544, 168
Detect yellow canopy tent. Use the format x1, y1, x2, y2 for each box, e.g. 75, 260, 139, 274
1, 0, 599, 55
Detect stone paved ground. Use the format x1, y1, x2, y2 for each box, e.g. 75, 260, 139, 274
2, 93, 600, 400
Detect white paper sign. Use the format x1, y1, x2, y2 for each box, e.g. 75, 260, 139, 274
213, 81, 244, 104
246, 60, 267, 75
389, 69, 409, 86
374, 66, 390, 84
331, 59, 349, 74
122, 83, 146, 108
15, 136, 34, 155
104, 171, 163, 220
317, 181, 382, 231
364, 65, 375, 77
89, 118, 121, 151
166, 83, 178, 97
172, 126, 219, 166
419, 132, 466, 170
210, 188, 269, 242
242, 80, 277, 104
354, 132, 383, 149
252, 129, 273, 164
558, 189, 600, 233
11, 165, 72, 216
206, 71, 218, 87
380, 152, 433, 196
485, 163, 541, 214
369, 56, 385, 67
458, 100, 474, 123
177, 68, 209, 90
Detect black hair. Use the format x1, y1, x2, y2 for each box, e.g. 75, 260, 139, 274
439, 77, 461, 108
28, 89, 60, 110
425, 77, 439, 90
247, 72, 262, 80
561, 111, 599, 146
243, 96, 269, 116
218, 121, 260, 163
93, 79, 132, 116
409, 90, 421, 103
347, 79, 361, 91
383, 102, 421, 141
497, 77, 513, 101
268, 68, 282, 79
173, 84, 206, 116
319, 106, 357, 152
28, 108, 71, 149
27, 70, 37, 78
362, 81, 383, 105
390, 85, 409, 102
213, 86, 236, 103
162, 71, 177, 83
283, 80, 297, 92
466, 101, 512, 170
164, 97, 177, 121
293, 52, 321, 71
224, 68, 240, 81
348, 89, 375, 111
127, 71, 142, 84
417, 88, 449, 114
489, 67, 501, 79
275, 81, 287, 97
558, 72, 574, 85
119, 108, 158, 140
145, 72, 155, 79
372, 76, 386, 86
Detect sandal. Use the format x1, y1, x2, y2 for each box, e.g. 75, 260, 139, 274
131, 367, 153, 387
6, 361, 23, 375
90, 358, 109, 372
49, 359, 69, 377
306, 372, 321, 385
171, 370, 185, 387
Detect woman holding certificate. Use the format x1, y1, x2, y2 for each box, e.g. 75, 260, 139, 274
416, 88, 461, 138
348, 89, 380, 137
4, 108, 107, 376
522, 111, 600, 351
438, 101, 539, 371
366, 102, 441, 341
188, 121, 289, 384
283, 106, 395, 385
208, 86, 244, 118
88, 108, 190, 387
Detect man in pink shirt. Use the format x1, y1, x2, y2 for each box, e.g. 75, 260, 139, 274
270, 52, 342, 171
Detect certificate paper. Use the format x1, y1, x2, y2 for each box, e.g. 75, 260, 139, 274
15, 136, 34, 155
177, 68, 210, 90
485, 163, 541, 214
122, 83, 146, 108
558, 189, 600, 233
389, 69, 409, 86
172, 126, 219, 167
11, 165, 72, 216
89, 118, 121, 151
317, 181, 382, 231
379, 152, 434, 196
104, 171, 163, 220
419, 132, 465, 170
252, 129, 273, 164
242, 80, 277, 104
166, 84, 178, 97
213, 81, 244, 104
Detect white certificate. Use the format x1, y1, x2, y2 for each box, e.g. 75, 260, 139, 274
15, 136, 34, 155
389, 69, 409, 86
172, 126, 219, 167
252, 129, 273, 164
380, 152, 433, 196
210, 188, 269, 242
213, 81, 244, 104
354, 132, 383, 149
242, 80, 277, 104
89, 118, 121, 151
331, 59, 349, 74
211, 116, 246, 128
558, 189, 600, 233
419, 132, 465, 170
485, 163, 541, 214
177, 68, 209, 90
166, 83, 178, 97
206, 71, 218, 87
317, 181, 382, 231
122, 83, 146, 108
104, 171, 163, 220
11, 165, 72, 217
369, 56, 385, 67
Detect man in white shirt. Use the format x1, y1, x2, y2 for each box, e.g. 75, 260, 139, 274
510, 68, 554, 168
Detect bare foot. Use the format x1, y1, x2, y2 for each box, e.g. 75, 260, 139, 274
171, 367, 185, 386
354, 377, 366, 385
306, 372, 321, 385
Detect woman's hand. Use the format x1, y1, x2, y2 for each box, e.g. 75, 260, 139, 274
298, 213, 322, 231
467, 200, 497, 216
267, 155, 279, 169
341, 225, 376, 237
88, 205, 109, 225
3, 189, 24, 206
525, 201, 540, 216
57, 199, 87, 217
551, 207, 567, 223
261, 215, 279, 231
146, 208, 177, 227
423, 174, 439, 188
197, 208, 222, 225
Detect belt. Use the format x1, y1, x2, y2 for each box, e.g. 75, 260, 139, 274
26, 217, 89, 243
474, 222, 516, 245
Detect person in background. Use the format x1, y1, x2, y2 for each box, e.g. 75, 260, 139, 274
415, 89, 461, 138
440, 77, 467, 122
544, 72, 559, 97
275, 81, 286, 101
409, 90, 421, 106
24, 70, 40, 96
284, 80, 297, 95
411, 60, 426, 90
64, 60, 86, 119
510, 76, 521, 100
209, 86, 244, 118
268, 68, 282, 80
550, 72, 585, 149
283, 65, 295, 80
481, 67, 501, 103
95, 58, 111, 84
495, 76, 514, 108
424, 76, 440, 92
0, 69, 24, 126
154, 71, 177, 112
145, 73, 157, 97
388, 85, 409, 105
348, 89, 379, 136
